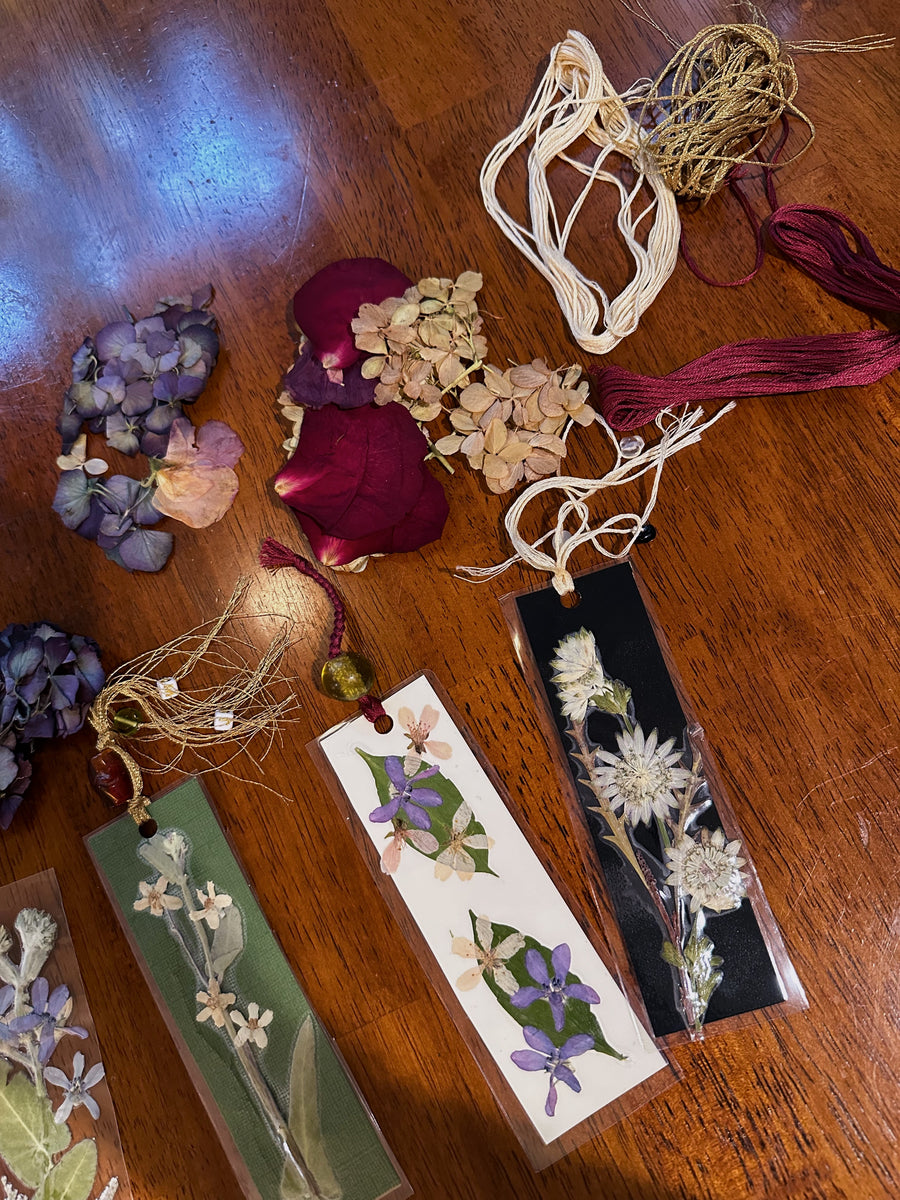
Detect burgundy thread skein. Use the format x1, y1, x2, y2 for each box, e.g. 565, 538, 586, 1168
594, 204, 900, 431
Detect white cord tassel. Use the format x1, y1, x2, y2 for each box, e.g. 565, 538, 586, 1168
456, 404, 735, 594
480, 30, 681, 355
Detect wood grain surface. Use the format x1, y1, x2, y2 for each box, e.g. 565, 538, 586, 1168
1, 0, 898, 1196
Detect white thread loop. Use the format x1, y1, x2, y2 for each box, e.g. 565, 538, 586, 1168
480, 30, 680, 355
456, 404, 735, 592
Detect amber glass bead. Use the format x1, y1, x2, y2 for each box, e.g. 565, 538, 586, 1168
138, 818, 158, 838
110, 706, 144, 735
89, 749, 132, 806
320, 651, 375, 701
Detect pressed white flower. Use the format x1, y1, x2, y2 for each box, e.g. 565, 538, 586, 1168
434, 802, 490, 882
133, 878, 183, 917
550, 629, 614, 722
593, 724, 692, 826
232, 1002, 274, 1049
452, 915, 524, 995
665, 828, 748, 913
196, 979, 235, 1027
14, 909, 57, 984
44, 1051, 105, 1123
189, 881, 232, 930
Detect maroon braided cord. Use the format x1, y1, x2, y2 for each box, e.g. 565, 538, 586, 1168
357, 693, 388, 722
259, 538, 388, 725
259, 537, 345, 658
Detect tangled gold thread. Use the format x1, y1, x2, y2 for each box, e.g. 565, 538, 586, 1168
90, 578, 300, 824
637, 21, 893, 201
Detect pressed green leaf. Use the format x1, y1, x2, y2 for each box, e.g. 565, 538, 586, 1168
137, 836, 183, 885
280, 1018, 342, 1200
0, 1070, 71, 1189
210, 904, 244, 976
357, 751, 496, 877
660, 940, 684, 968
34, 1138, 98, 1200
469, 912, 625, 1060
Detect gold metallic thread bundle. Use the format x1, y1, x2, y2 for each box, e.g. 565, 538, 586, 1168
636, 19, 893, 201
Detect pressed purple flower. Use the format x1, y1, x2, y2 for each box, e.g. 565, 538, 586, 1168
510, 943, 601, 1032
510, 1026, 594, 1116
368, 757, 443, 830
24, 976, 88, 1063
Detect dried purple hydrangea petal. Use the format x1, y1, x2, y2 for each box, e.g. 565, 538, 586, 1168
94, 321, 136, 360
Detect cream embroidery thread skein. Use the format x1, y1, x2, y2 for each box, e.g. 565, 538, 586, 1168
480, 30, 680, 356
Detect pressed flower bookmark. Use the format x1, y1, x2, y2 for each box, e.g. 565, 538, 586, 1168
0, 869, 132, 1200
87, 779, 409, 1200
503, 561, 807, 1043
310, 673, 675, 1168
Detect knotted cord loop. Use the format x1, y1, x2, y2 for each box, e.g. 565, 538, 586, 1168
457, 405, 734, 593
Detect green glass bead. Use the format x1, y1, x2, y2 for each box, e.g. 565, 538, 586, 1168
110, 706, 144, 735
320, 652, 375, 702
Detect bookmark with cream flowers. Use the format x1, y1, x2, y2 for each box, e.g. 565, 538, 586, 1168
502, 560, 807, 1044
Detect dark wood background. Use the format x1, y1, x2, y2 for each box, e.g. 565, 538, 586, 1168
2, 0, 898, 1195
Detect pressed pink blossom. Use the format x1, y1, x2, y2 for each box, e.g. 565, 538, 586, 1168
154, 418, 245, 529
381, 824, 439, 874
398, 705, 452, 760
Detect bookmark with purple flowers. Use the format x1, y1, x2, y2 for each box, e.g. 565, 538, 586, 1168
311, 674, 673, 1165
0, 869, 131, 1200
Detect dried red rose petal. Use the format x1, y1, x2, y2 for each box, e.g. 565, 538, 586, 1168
292, 258, 412, 370
273, 402, 448, 566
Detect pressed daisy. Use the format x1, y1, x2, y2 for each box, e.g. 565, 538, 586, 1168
380, 823, 439, 874
196, 979, 235, 1028
434, 802, 490, 882
452, 916, 523, 995
550, 629, 623, 723
232, 1002, 274, 1049
665, 828, 748, 913
189, 881, 233, 930
133, 878, 183, 917
592, 724, 692, 826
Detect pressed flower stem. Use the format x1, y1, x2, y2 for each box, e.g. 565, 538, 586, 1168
440, 359, 483, 397
423, 433, 455, 475
570, 722, 650, 891
173, 876, 325, 1200
633, 848, 699, 1031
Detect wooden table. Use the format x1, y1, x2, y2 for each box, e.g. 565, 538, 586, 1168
2, 0, 898, 1195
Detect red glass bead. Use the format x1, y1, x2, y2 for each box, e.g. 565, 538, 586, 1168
89, 749, 133, 806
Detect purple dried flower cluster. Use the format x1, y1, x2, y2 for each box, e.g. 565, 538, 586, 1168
0, 622, 104, 829
57, 285, 219, 458
52, 288, 243, 573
